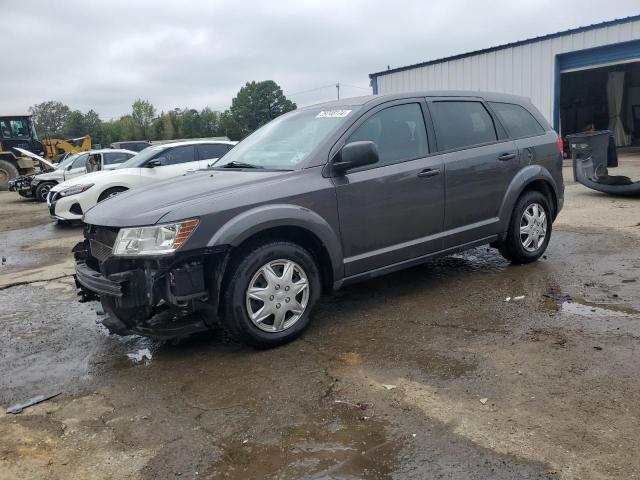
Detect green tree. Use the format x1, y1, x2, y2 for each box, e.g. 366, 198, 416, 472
224, 80, 296, 140
83, 110, 102, 143
28, 101, 71, 137
62, 110, 86, 138
131, 99, 156, 139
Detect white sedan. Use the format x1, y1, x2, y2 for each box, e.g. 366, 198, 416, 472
47, 140, 236, 222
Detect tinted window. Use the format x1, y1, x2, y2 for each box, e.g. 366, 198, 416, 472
103, 152, 132, 165
197, 143, 230, 160
430, 101, 497, 151
489, 102, 545, 138
346, 103, 428, 166
156, 145, 195, 166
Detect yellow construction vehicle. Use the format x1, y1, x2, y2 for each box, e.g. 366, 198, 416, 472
0, 113, 91, 190
43, 135, 92, 161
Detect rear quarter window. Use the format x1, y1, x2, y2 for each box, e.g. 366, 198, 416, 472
489, 102, 545, 139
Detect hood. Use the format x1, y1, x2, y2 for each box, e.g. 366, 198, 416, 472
51, 169, 135, 193
34, 169, 64, 182
15, 147, 55, 169
83, 169, 289, 227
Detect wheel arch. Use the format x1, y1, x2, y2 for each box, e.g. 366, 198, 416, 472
498, 165, 560, 231
208, 204, 343, 292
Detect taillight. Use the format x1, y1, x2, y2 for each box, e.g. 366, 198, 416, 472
555, 135, 564, 155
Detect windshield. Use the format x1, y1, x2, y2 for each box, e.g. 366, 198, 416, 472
118, 145, 166, 168
213, 107, 355, 170
57, 153, 80, 170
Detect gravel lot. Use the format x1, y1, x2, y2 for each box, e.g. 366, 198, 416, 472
1, 153, 639, 479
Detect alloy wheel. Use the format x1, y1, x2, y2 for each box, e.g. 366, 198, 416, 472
520, 202, 547, 252
245, 259, 310, 332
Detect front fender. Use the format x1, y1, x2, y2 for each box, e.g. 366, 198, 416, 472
497, 165, 560, 231
208, 204, 343, 283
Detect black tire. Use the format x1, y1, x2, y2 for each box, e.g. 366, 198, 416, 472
98, 186, 128, 202
221, 240, 322, 349
35, 182, 55, 202
498, 190, 552, 264
0, 159, 19, 191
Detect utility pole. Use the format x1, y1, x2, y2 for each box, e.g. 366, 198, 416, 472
336, 82, 340, 100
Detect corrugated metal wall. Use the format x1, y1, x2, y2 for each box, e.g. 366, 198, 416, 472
374, 19, 640, 124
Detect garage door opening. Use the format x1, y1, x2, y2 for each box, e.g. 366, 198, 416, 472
559, 61, 640, 147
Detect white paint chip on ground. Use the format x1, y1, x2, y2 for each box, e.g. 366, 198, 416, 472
479, 398, 488, 405
513, 295, 525, 301
383, 384, 397, 390
126, 348, 152, 364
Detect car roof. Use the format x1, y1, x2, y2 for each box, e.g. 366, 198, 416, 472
150, 140, 237, 148
87, 148, 137, 154
303, 90, 533, 110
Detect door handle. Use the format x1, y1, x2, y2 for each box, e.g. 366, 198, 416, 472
498, 153, 516, 161
417, 168, 441, 178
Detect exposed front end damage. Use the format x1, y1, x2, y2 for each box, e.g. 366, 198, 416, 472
8, 174, 35, 196
73, 224, 230, 338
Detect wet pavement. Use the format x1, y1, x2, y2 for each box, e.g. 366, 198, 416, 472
1, 170, 639, 479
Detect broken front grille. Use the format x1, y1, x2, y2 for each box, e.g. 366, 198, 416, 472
86, 225, 119, 263
89, 239, 113, 262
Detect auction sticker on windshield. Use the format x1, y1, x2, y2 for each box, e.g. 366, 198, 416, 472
316, 110, 352, 118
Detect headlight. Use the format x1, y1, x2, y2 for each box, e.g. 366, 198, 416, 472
58, 184, 93, 198
112, 219, 199, 257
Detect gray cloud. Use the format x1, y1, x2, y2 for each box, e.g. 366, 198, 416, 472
2, 0, 638, 119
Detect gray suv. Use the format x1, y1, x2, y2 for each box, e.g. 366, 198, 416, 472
74, 91, 564, 348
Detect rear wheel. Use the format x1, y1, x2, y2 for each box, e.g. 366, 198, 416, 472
98, 186, 128, 202
498, 190, 552, 264
0, 159, 19, 191
35, 182, 55, 202
221, 240, 321, 348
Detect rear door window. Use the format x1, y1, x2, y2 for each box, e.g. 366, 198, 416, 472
197, 143, 230, 160
429, 101, 497, 151
103, 152, 132, 165
346, 103, 429, 167
489, 102, 545, 139
159, 145, 195, 165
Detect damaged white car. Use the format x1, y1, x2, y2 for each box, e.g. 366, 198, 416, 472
47, 140, 235, 222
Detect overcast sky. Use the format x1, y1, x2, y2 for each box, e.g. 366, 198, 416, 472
2, 0, 638, 119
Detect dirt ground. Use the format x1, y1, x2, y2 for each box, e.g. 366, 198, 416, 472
1, 154, 639, 480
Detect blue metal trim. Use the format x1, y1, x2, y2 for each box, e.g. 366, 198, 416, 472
369, 14, 640, 80
553, 56, 561, 133
557, 38, 640, 71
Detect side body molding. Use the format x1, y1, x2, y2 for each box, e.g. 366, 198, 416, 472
207, 204, 344, 283
497, 165, 560, 231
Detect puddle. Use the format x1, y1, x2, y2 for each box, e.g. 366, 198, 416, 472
561, 300, 639, 318
208, 400, 397, 479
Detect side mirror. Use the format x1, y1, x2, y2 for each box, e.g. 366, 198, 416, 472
332, 141, 379, 174
146, 159, 163, 168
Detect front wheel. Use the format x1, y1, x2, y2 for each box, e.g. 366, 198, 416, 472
498, 190, 552, 264
221, 241, 321, 348
35, 182, 55, 202
97, 186, 128, 202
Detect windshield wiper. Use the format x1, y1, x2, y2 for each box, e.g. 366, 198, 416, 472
218, 161, 264, 169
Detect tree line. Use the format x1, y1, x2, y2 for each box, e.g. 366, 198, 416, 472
28, 80, 296, 146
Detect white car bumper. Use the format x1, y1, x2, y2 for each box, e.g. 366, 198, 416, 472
47, 191, 84, 221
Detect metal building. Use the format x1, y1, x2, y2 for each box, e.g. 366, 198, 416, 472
369, 15, 640, 146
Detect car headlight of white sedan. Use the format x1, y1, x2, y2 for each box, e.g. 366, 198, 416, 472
58, 184, 94, 198
113, 219, 199, 256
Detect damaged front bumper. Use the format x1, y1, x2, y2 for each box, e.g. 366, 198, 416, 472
8, 175, 35, 195
73, 226, 230, 338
